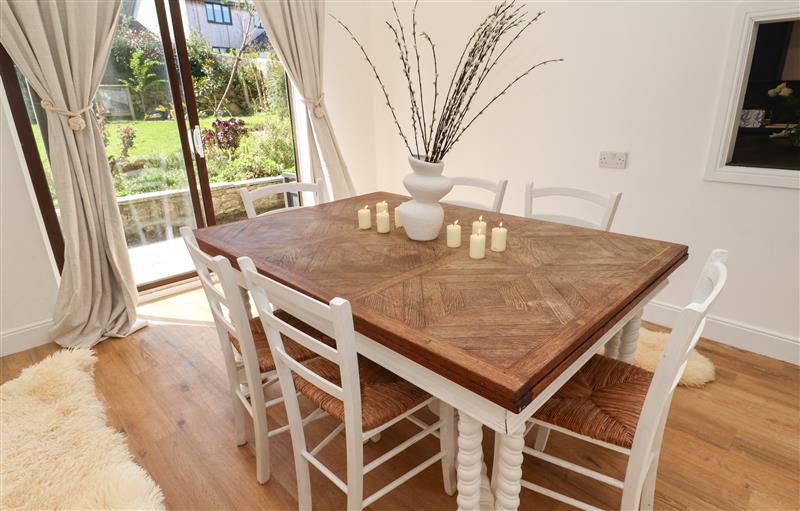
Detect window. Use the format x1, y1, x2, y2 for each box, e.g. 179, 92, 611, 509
212, 46, 231, 53
707, 4, 799, 188
205, 1, 231, 25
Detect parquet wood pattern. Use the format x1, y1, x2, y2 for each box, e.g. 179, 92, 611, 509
195, 192, 688, 411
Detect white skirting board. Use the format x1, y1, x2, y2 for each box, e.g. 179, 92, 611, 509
644, 300, 800, 365
0, 318, 53, 357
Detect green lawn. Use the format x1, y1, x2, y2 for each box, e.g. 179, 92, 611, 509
31, 114, 267, 164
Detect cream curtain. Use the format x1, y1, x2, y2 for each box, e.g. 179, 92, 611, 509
253, 0, 355, 200
0, 0, 139, 348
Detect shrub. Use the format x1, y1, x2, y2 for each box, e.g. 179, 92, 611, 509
118, 125, 136, 158
202, 118, 248, 152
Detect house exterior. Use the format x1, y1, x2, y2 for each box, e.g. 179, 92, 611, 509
181, 0, 265, 52
123, 0, 265, 53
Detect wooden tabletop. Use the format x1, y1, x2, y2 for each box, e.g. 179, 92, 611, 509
195, 191, 688, 412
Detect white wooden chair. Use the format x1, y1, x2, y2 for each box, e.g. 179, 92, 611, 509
524, 181, 622, 231
445, 176, 508, 212
180, 227, 326, 484
516, 249, 728, 511
239, 178, 325, 219
239, 256, 458, 510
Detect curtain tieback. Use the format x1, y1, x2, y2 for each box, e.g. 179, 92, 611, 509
302, 94, 326, 119
40, 99, 92, 131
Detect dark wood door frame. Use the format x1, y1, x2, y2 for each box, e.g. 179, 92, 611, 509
168, 0, 217, 225
155, 0, 205, 231
0, 44, 65, 273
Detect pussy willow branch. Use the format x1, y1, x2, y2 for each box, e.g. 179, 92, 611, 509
411, 1, 429, 154
422, 32, 438, 148
444, 58, 564, 154
391, 1, 427, 155
330, 15, 413, 155
386, 20, 420, 156
333, 0, 562, 163
438, 6, 529, 156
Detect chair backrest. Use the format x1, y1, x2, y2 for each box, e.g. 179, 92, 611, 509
445, 176, 508, 212
238, 256, 364, 437
239, 178, 326, 219
524, 181, 622, 231
179, 227, 264, 403
624, 249, 728, 507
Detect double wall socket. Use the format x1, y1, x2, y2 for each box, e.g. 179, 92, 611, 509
599, 151, 627, 169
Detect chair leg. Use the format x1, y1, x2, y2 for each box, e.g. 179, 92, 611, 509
639, 458, 659, 510
345, 424, 364, 511
232, 396, 247, 446
253, 412, 270, 484
533, 425, 551, 452
439, 401, 457, 496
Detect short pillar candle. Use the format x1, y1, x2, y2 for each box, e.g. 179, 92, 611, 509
469, 228, 486, 259
376, 200, 388, 214
446, 220, 462, 248
472, 215, 486, 235
358, 205, 371, 230
491, 222, 507, 252
376, 210, 390, 233
394, 208, 403, 229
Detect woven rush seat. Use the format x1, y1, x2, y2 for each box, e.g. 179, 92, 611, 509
533, 355, 653, 449
229, 310, 334, 373
293, 357, 431, 430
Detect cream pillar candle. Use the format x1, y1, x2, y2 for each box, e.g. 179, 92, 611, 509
469, 228, 486, 259
376, 200, 388, 214
491, 222, 507, 252
394, 208, 403, 228
358, 205, 371, 229
446, 220, 462, 248
376, 211, 390, 233
471, 215, 486, 235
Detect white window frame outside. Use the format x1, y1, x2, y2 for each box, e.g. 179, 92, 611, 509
705, 3, 800, 189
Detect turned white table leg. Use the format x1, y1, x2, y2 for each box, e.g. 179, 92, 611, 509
457, 411, 488, 511
604, 330, 622, 360
618, 309, 643, 363
492, 423, 525, 511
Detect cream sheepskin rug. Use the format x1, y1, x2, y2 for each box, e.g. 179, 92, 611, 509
1, 349, 165, 510
602, 328, 715, 387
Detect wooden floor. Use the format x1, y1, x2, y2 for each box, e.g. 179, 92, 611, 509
2, 287, 798, 510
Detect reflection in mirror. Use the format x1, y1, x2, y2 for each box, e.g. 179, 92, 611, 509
729, 20, 799, 170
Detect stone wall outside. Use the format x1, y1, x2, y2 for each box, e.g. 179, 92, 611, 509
117, 176, 287, 246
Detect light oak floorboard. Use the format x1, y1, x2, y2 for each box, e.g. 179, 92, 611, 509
2, 289, 797, 510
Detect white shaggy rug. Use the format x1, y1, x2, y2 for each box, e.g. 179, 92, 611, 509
602, 328, 716, 387
1, 349, 165, 510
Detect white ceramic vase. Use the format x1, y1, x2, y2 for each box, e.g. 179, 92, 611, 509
397, 155, 453, 241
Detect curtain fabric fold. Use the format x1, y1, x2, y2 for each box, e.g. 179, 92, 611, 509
253, 0, 355, 200
0, 0, 138, 348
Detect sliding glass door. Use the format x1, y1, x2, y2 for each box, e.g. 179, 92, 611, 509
1, 0, 297, 289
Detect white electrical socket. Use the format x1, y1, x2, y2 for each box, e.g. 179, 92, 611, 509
599, 151, 627, 169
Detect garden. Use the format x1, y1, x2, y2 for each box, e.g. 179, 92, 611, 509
31, 15, 296, 200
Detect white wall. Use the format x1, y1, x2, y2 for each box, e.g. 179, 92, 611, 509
326, 1, 800, 362
0, 81, 59, 356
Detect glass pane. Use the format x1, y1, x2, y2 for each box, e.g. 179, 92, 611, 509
729, 20, 799, 170
185, 5, 298, 223
222, 6, 231, 24
205, 3, 214, 22
14, 72, 58, 211
97, 3, 198, 285
213, 4, 222, 22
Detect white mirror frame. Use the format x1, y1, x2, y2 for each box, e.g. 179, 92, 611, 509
705, 3, 800, 189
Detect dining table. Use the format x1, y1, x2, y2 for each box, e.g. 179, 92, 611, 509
194, 191, 688, 511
